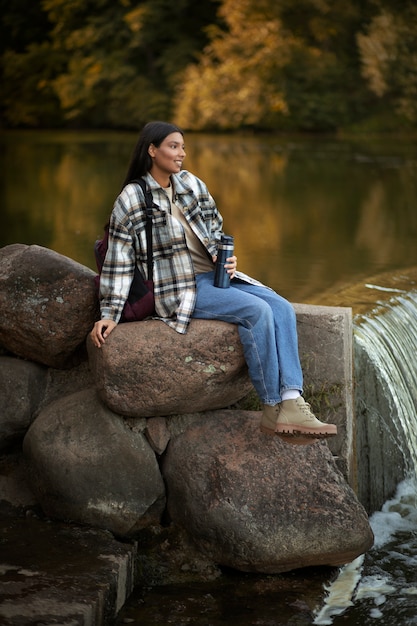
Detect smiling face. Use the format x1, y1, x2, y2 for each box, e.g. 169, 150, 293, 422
148, 131, 186, 187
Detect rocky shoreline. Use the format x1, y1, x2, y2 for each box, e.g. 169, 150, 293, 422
0, 243, 374, 624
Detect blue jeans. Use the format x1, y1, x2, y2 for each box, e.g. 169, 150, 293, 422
192, 271, 303, 404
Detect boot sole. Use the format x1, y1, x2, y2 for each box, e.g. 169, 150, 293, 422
260, 424, 319, 445
277, 424, 337, 438
260, 423, 336, 439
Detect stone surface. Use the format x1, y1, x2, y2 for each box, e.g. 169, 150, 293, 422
144, 416, 171, 455
38, 359, 95, 412
0, 356, 47, 451
87, 318, 253, 418
0, 244, 99, 369
0, 452, 37, 510
23, 388, 165, 536
0, 509, 137, 626
163, 410, 374, 574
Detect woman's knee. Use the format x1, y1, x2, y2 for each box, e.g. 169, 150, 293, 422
247, 298, 274, 326
270, 293, 296, 320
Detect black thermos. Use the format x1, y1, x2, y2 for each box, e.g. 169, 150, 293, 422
214, 235, 234, 288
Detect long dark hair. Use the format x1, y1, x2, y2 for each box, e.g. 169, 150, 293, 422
121, 121, 183, 189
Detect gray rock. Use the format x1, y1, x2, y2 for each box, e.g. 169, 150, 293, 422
0, 451, 37, 509
0, 356, 47, 451
144, 416, 171, 455
0, 244, 99, 369
163, 410, 374, 574
87, 319, 253, 418
23, 388, 165, 536
39, 360, 94, 412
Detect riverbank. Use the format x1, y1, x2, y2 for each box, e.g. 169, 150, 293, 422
0, 449, 336, 626
3, 463, 417, 625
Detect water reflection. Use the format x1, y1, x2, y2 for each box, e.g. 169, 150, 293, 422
1, 131, 417, 302
1, 131, 134, 271
115, 566, 333, 625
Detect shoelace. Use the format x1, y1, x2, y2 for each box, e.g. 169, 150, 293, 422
298, 400, 315, 417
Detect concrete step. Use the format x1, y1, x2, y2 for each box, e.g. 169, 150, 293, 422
0, 506, 136, 626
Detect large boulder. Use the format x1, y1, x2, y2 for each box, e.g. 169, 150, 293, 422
87, 319, 253, 418
0, 357, 47, 451
163, 410, 374, 574
0, 244, 99, 368
38, 360, 94, 413
23, 389, 165, 536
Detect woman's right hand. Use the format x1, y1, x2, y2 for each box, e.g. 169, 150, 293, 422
90, 319, 117, 348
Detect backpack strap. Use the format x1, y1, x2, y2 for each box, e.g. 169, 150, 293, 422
132, 178, 155, 283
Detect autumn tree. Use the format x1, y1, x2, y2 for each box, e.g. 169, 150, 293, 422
175, 0, 374, 131
357, 1, 417, 125
175, 0, 291, 131
0, 0, 62, 126
1, 0, 416, 131
0, 0, 220, 128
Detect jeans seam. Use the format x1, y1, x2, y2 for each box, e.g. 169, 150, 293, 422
240, 324, 271, 403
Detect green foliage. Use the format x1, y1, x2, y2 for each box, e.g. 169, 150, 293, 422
1, 0, 416, 131
0, 43, 64, 127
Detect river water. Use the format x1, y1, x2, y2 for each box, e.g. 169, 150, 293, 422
2, 130, 417, 303
2, 130, 417, 625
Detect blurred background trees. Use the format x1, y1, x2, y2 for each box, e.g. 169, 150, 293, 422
1, 0, 416, 132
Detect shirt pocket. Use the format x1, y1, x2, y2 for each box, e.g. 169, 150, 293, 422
136, 209, 176, 262
193, 206, 214, 242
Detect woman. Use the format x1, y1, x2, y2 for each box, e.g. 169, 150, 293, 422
90, 121, 337, 442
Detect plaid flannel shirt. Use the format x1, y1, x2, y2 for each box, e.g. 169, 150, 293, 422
100, 170, 225, 334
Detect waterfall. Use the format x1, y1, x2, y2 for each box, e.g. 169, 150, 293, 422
353, 283, 417, 512
313, 272, 417, 625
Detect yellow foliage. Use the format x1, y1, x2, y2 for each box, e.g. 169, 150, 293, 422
174, 1, 293, 129
357, 12, 397, 97
52, 56, 103, 117
124, 6, 147, 33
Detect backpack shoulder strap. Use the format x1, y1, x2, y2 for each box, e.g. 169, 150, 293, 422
132, 178, 154, 208
131, 178, 154, 282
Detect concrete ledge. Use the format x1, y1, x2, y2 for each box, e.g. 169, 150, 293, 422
294, 303, 354, 483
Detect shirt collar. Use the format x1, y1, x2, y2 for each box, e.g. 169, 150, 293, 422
144, 171, 193, 197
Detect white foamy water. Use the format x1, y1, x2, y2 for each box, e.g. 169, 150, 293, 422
313, 477, 417, 624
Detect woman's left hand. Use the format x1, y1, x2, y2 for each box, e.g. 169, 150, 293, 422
225, 255, 237, 278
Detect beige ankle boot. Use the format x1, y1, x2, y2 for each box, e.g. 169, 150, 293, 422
260, 397, 337, 439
